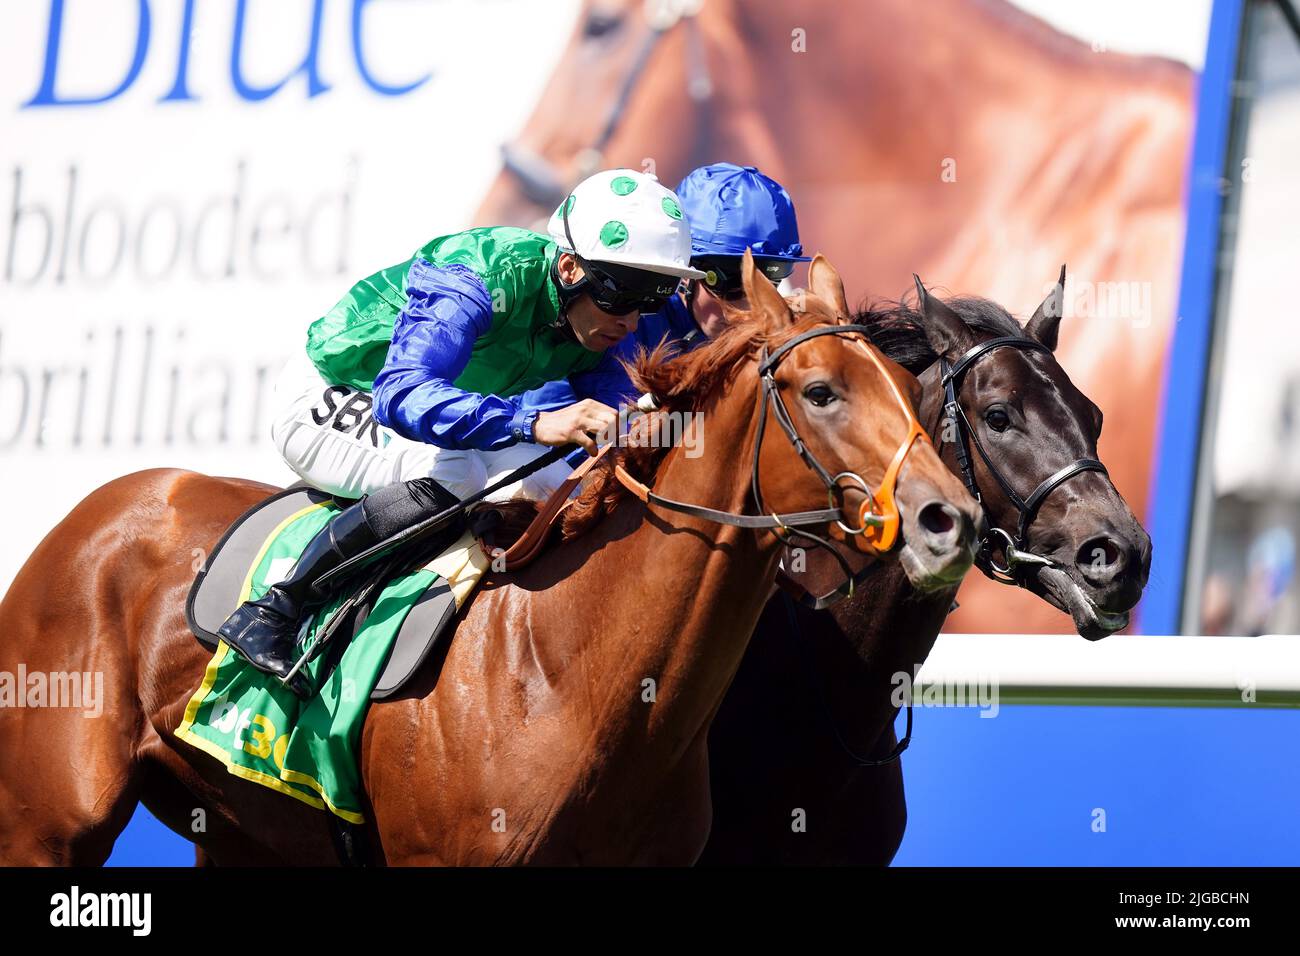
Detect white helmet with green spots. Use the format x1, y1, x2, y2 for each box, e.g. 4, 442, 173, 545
548, 169, 706, 280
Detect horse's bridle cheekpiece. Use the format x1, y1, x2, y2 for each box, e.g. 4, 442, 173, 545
939, 336, 1107, 585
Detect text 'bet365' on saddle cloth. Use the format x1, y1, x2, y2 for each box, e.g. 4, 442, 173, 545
176, 500, 451, 823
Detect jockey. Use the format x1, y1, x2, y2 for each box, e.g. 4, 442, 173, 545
520, 162, 809, 426
217, 169, 703, 696
671, 161, 810, 340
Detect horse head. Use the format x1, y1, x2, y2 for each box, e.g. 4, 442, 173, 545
903, 269, 1152, 638
717, 251, 980, 591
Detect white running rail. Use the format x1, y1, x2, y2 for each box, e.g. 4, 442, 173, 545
916, 633, 1300, 708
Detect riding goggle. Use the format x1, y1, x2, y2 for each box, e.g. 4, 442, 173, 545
579, 257, 682, 315
696, 256, 794, 301
559, 202, 681, 314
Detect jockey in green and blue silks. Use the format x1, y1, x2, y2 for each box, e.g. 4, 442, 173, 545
520, 162, 810, 435
216, 169, 704, 697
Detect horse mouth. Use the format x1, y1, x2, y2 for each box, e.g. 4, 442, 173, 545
898, 540, 973, 594
1032, 566, 1130, 641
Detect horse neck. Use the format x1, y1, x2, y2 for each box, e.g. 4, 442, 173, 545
554, 367, 787, 764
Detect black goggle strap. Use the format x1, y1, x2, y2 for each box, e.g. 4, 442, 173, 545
561, 202, 621, 299
554, 201, 593, 302
563, 202, 678, 309
700, 258, 790, 292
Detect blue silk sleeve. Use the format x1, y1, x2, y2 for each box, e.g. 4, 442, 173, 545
372, 259, 533, 450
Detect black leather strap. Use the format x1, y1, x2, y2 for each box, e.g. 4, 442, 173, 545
1017, 458, 1107, 543
645, 490, 844, 529
941, 336, 1051, 385
939, 336, 1110, 585
759, 323, 876, 373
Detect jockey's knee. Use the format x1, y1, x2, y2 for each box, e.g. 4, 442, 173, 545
520, 459, 573, 501
360, 473, 462, 538
424, 449, 487, 502
406, 475, 463, 513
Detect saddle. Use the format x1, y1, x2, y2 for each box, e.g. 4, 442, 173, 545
187, 457, 601, 699
187, 486, 465, 700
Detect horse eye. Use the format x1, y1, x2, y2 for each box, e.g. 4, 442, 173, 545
985, 408, 1011, 432
804, 383, 836, 407
584, 9, 624, 38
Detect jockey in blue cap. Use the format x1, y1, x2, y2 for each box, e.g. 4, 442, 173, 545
521, 162, 809, 420
670, 161, 811, 340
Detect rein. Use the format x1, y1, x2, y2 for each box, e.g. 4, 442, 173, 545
939, 336, 1107, 586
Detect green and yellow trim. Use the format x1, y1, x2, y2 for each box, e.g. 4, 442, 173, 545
174, 500, 368, 825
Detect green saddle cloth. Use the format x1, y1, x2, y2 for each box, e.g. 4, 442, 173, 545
176, 501, 438, 823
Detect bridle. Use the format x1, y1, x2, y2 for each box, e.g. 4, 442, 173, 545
614, 324, 928, 567
500, 0, 714, 210
939, 336, 1107, 585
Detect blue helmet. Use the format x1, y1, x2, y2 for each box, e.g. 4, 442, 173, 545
675, 163, 810, 263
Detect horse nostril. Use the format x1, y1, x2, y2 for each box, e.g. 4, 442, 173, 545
1076, 536, 1125, 581
919, 501, 956, 537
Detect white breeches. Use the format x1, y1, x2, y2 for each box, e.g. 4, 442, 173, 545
269, 353, 573, 503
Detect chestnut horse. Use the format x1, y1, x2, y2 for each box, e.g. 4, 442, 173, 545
700, 272, 1152, 864
0, 256, 979, 865
474, 0, 1190, 635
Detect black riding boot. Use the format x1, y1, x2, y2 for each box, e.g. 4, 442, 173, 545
217, 476, 464, 699
217, 498, 381, 698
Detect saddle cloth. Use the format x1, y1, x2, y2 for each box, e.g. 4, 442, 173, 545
187, 486, 486, 700
179, 487, 487, 822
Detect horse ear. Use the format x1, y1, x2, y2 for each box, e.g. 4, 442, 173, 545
744, 248, 793, 332
807, 253, 850, 321
912, 274, 976, 362
1025, 264, 1066, 351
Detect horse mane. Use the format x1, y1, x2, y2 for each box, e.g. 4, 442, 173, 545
855, 294, 1027, 376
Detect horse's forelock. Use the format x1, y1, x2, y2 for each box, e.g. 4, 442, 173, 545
854, 294, 1026, 374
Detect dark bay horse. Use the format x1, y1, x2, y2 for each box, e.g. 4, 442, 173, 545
0, 255, 980, 865
475, 0, 1189, 637
700, 270, 1152, 864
